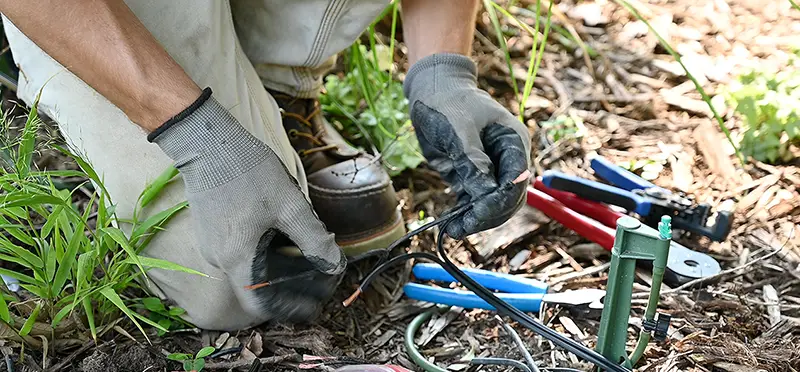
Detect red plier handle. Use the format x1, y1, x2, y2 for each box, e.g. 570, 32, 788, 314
526, 178, 625, 251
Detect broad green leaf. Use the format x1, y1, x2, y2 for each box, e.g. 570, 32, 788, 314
0, 240, 44, 269
18, 301, 41, 337
193, 358, 205, 372
195, 346, 215, 359
142, 297, 165, 312
52, 225, 83, 296
122, 255, 209, 278
139, 166, 179, 208
0, 291, 9, 323
99, 287, 151, 342
183, 361, 194, 371
167, 353, 191, 361
168, 307, 186, 317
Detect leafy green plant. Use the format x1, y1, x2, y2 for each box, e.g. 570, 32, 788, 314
0, 92, 206, 346
540, 112, 587, 143
168, 346, 215, 372
320, 42, 425, 176
138, 297, 190, 337
723, 55, 800, 163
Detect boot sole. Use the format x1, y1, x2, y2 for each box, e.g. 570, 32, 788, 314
276, 210, 407, 258
337, 210, 408, 257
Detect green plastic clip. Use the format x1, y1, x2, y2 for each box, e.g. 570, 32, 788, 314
595, 215, 672, 370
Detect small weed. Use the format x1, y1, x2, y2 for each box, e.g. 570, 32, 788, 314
723, 52, 800, 163
321, 43, 425, 177
0, 91, 206, 346
540, 112, 587, 143
138, 297, 190, 336
168, 346, 215, 372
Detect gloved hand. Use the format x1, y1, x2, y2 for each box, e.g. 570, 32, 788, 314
148, 88, 346, 322
403, 54, 531, 239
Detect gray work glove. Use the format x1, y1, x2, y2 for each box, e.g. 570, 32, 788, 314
403, 54, 532, 239
148, 88, 346, 322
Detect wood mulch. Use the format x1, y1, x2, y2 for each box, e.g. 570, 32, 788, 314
2, 0, 799, 371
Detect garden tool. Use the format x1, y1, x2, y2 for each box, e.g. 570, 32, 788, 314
402, 263, 605, 312
541, 155, 733, 242
527, 178, 721, 286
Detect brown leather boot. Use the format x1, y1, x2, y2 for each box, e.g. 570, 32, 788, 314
268, 89, 407, 257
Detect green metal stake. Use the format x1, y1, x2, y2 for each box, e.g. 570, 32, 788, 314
595, 216, 671, 370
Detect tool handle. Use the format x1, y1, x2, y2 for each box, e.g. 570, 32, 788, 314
590, 156, 657, 191
412, 263, 548, 294
526, 187, 616, 250
533, 179, 624, 228
541, 170, 652, 216
403, 283, 543, 312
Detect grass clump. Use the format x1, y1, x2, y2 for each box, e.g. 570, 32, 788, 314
0, 93, 204, 348
723, 53, 800, 164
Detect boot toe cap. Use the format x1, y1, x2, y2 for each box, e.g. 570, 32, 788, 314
307, 156, 403, 248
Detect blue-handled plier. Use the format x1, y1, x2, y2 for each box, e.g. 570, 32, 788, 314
403, 263, 605, 312
541, 155, 733, 242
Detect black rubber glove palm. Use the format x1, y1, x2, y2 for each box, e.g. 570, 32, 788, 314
403, 54, 532, 239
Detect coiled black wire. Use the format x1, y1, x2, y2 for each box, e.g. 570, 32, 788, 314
348, 197, 630, 372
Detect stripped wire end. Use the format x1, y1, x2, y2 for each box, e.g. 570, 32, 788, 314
342, 288, 362, 307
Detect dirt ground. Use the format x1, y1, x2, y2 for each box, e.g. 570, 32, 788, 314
2, 0, 800, 371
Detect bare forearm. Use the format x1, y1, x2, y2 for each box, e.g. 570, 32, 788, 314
0, 0, 200, 132
400, 0, 479, 65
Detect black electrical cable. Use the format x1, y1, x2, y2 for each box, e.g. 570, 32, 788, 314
432, 215, 629, 372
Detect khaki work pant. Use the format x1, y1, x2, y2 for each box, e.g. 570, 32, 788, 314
2, 0, 389, 330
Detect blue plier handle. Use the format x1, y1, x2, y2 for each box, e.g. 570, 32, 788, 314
589, 156, 658, 191
403, 263, 548, 312
541, 170, 653, 216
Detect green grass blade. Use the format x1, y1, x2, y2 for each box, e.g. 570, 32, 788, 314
54, 145, 112, 205
138, 166, 179, 209
131, 201, 188, 246
18, 301, 41, 337
484, 0, 520, 100
1, 194, 65, 208
101, 227, 147, 279
99, 287, 153, 342
15, 93, 42, 179
40, 205, 63, 239
45, 241, 57, 283
613, 0, 743, 164
791, 0, 800, 11
0, 240, 44, 269
51, 225, 83, 297
82, 297, 97, 342
0, 294, 10, 323
0, 268, 38, 285
123, 255, 210, 278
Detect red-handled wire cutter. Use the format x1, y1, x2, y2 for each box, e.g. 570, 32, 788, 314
526, 178, 721, 286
